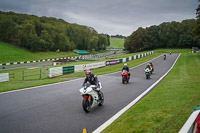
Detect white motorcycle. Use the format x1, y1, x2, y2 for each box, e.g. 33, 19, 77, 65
145, 67, 151, 79
79, 82, 104, 113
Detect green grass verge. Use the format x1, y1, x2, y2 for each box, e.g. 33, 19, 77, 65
0, 41, 78, 64
0, 52, 161, 93
102, 52, 200, 133
110, 38, 124, 49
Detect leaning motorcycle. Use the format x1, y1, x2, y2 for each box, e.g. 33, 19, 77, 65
164, 55, 166, 60
79, 82, 104, 113
121, 70, 130, 84
145, 67, 151, 79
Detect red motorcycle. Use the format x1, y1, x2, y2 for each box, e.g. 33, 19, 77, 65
150, 63, 154, 73
121, 70, 130, 84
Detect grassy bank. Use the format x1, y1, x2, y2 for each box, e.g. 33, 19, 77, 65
110, 38, 124, 49
103, 52, 200, 132
0, 41, 78, 64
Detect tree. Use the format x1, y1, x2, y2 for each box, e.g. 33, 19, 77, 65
143, 25, 160, 50
124, 27, 145, 52
88, 36, 98, 51
98, 34, 109, 49
0, 17, 17, 43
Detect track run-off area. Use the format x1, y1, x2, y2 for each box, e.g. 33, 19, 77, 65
0, 53, 179, 133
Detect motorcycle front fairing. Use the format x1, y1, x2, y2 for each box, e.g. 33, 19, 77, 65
79, 85, 99, 108
145, 68, 151, 74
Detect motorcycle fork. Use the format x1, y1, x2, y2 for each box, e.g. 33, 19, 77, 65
83, 95, 91, 102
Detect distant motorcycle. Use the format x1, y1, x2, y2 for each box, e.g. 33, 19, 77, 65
79, 82, 104, 113
145, 67, 151, 79
163, 54, 166, 60
121, 70, 130, 84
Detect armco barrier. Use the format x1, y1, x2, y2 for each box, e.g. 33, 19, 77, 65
122, 58, 126, 63
179, 105, 200, 133
49, 67, 63, 78
75, 65, 84, 72
0, 73, 9, 82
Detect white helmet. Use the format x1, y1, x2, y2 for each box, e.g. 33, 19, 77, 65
124, 63, 127, 66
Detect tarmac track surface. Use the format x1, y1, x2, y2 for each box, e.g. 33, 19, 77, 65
0, 53, 179, 133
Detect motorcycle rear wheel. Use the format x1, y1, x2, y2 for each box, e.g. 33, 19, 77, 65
146, 74, 148, 79
98, 92, 104, 106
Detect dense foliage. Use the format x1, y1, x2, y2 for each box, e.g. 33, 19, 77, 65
125, 19, 200, 52
0, 11, 110, 52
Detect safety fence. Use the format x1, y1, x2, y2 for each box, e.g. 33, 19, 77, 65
0, 68, 49, 82
49, 51, 154, 78
22, 69, 43, 80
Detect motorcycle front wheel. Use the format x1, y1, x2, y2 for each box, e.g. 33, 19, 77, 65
122, 76, 126, 84
82, 97, 92, 113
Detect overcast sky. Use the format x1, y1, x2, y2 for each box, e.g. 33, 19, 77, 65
0, 0, 199, 36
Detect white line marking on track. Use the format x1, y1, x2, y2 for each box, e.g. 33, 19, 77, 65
92, 53, 181, 133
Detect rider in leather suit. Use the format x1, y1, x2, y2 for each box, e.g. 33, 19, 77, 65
83, 69, 102, 99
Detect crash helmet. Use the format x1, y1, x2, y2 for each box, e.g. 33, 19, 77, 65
85, 69, 91, 75
124, 63, 127, 66
85, 69, 92, 78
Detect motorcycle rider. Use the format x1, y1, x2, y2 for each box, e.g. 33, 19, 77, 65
150, 62, 154, 72
83, 69, 102, 99
145, 63, 151, 70
122, 63, 130, 77
164, 54, 166, 59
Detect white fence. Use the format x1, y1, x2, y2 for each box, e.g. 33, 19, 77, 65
49, 67, 63, 78
0, 73, 9, 82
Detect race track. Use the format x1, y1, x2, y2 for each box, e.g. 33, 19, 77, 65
0, 53, 179, 133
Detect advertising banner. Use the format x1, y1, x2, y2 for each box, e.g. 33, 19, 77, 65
84, 62, 106, 70
106, 60, 120, 66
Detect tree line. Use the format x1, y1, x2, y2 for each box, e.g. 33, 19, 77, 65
0, 11, 110, 52
111, 34, 126, 39
124, 5, 200, 52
